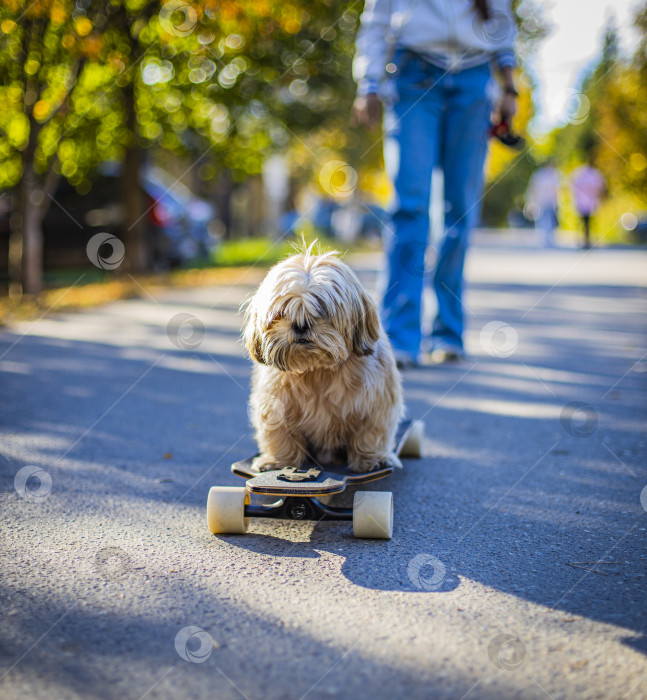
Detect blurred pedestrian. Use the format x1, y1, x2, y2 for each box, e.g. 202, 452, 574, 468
571, 157, 606, 249
526, 161, 560, 248
352, 0, 518, 367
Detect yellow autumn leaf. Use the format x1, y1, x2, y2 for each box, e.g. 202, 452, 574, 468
33, 100, 49, 121
74, 16, 92, 37
50, 4, 67, 24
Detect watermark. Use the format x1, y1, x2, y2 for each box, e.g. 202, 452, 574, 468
480, 321, 518, 358
640, 485, 647, 513
399, 241, 436, 278
95, 547, 132, 581
174, 626, 214, 663
14, 466, 52, 502
159, 0, 198, 37
407, 553, 447, 591
319, 161, 357, 201
86, 232, 125, 270
250, 397, 286, 428
488, 633, 526, 670
560, 401, 598, 438
620, 212, 638, 232
472, 11, 514, 44
554, 89, 591, 126
167, 312, 205, 350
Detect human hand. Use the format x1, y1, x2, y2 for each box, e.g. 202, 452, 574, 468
499, 92, 517, 124
350, 93, 383, 131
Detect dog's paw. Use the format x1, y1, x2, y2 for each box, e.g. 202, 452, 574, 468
383, 452, 402, 470
347, 454, 383, 473
252, 455, 283, 473
348, 452, 402, 473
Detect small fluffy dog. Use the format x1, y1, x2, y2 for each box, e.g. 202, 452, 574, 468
244, 246, 403, 473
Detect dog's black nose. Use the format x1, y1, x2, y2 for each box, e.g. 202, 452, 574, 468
292, 322, 308, 335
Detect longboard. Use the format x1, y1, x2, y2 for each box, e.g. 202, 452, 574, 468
207, 419, 424, 539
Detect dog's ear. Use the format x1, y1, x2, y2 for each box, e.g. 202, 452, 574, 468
248, 329, 266, 364
352, 289, 381, 356
244, 308, 266, 365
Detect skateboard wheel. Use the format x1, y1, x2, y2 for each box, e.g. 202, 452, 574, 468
353, 491, 393, 539
207, 486, 249, 534
399, 419, 424, 458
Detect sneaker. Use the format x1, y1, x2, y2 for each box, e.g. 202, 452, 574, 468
428, 347, 465, 365
392, 349, 418, 370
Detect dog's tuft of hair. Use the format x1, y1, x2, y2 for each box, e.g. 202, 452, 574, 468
243, 249, 404, 473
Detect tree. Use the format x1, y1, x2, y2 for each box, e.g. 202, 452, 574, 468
549, 21, 620, 172
594, 9, 647, 204
1, 0, 364, 294
0, 0, 96, 294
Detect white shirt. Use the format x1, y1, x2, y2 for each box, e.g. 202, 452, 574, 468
353, 0, 517, 94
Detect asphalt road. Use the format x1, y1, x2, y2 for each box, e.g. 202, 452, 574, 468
1, 234, 646, 700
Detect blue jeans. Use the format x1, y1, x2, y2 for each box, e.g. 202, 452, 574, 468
536, 207, 558, 248
382, 51, 492, 360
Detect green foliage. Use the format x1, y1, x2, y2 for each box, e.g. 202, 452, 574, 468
484, 4, 647, 237
537, 7, 647, 241
0, 0, 361, 193
479, 0, 551, 226
481, 152, 537, 226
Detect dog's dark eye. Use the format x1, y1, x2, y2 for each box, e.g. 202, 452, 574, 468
267, 312, 284, 328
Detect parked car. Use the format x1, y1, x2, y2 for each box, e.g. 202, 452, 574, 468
93, 162, 219, 268
307, 198, 389, 241
0, 163, 218, 272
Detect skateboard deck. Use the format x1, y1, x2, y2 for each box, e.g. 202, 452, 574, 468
231, 419, 416, 497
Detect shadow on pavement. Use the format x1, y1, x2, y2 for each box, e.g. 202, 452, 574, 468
1, 260, 646, 674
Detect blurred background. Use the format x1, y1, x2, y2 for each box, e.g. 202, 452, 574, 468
0, 0, 645, 299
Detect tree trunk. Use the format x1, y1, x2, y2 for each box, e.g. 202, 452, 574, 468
8, 17, 45, 297
9, 119, 45, 296
123, 142, 149, 272
122, 79, 149, 273
9, 170, 44, 297
21, 168, 44, 296
8, 197, 24, 298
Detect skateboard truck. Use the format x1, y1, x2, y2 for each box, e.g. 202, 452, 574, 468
288, 502, 307, 519
244, 497, 352, 523
277, 466, 322, 482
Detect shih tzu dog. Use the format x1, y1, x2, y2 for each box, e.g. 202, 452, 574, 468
244, 246, 403, 473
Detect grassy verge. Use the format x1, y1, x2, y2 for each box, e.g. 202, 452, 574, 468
211, 237, 299, 267
0, 235, 363, 325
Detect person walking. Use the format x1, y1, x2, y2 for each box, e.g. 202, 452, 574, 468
571, 158, 606, 249
352, 0, 518, 367
526, 161, 560, 248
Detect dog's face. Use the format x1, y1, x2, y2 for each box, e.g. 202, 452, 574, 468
244, 250, 380, 373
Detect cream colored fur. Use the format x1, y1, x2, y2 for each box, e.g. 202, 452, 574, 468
243, 247, 403, 473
